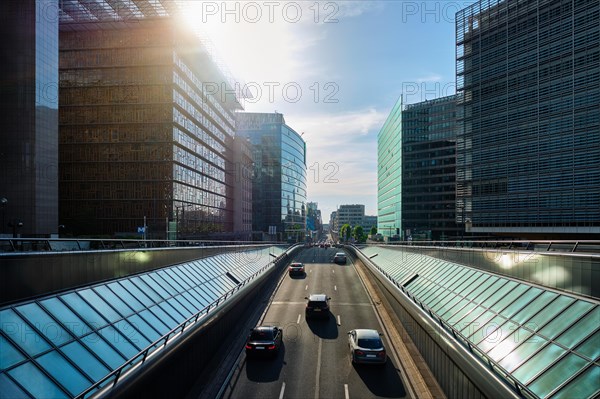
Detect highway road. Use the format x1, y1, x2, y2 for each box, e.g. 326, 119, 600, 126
221, 247, 409, 399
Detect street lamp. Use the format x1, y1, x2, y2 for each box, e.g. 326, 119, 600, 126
1, 197, 7, 235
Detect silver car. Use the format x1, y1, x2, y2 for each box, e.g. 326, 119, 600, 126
348, 329, 387, 364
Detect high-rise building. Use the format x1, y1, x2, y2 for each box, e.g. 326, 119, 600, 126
377, 96, 403, 238
336, 204, 365, 228
59, 17, 243, 238
456, 0, 600, 238
402, 95, 459, 240
237, 112, 307, 241
232, 136, 253, 240
0, 1, 59, 237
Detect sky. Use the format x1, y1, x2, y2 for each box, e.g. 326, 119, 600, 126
181, 1, 477, 221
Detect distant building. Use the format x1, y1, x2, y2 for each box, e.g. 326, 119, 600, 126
362, 215, 378, 232
456, 0, 600, 238
59, 17, 243, 238
336, 204, 365, 229
237, 112, 307, 241
377, 96, 403, 238
329, 211, 338, 232
307, 202, 323, 239
232, 136, 253, 240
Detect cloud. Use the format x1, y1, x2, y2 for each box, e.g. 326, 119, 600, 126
416, 73, 443, 83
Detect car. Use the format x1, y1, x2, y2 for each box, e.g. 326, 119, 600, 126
305, 294, 331, 319
348, 329, 387, 365
288, 262, 305, 276
245, 326, 283, 356
333, 252, 347, 264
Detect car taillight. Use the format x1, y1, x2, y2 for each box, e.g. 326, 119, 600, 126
245, 344, 252, 349
267, 345, 276, 350
355, 350, 364, 356
378, 351, 386, 357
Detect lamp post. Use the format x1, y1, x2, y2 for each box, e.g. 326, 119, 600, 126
1, 197, 7, 235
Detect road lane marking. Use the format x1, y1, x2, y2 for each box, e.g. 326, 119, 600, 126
337, 315, 341, 326
279, 382, 286, 399
271, 301, 371, 306
334, 285, 337, 291
315, 338, 322, 399
332, 270, 335, 274
344, 384, 349, 399
297, 314, 301, 324
305, 285, 308, 290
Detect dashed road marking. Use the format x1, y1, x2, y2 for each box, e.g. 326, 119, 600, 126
337, 315, 341, 326
305, 285, 308, 290
334, 285, 337, 291
315, 339, 323, 399
344, 384, 349, 399
297, 314, 301, 324
279, 382, 286, 399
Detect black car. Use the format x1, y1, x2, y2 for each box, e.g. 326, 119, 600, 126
305, 294, 331, 319
245, 326, 283, 356
288, 262, 305, 276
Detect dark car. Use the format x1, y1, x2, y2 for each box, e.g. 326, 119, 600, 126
348, 329, 387, 365
245, 326, 283, 357
305, 294, 331, 319
333, 252, 347, 264
288, 262, 305, 276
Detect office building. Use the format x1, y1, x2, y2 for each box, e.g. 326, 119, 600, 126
59, 17, 243, 238
377, 96, 403, 238
237, 113, 307, 241
402, 95, 459, 240
456, 0, 600, 238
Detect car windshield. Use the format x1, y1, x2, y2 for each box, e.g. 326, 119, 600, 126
357, 338, 382, 349
249, 329, 274, 340
308, 301, 326, 308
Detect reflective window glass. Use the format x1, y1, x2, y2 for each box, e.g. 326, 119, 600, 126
60, 293, 108, 329
40, 297, 89, 337
457, 308, 492, 335
106, 282, 145, 312
185, 263, 206, 282
37, 351, 91, 396
166, 269, 191, 290
471, 314, 507, 345
119, 279, 155, 306
433, 294, 464, 316
62, 340, 110, 381
78, 289, 121, 324
153, 273, 180, 295
551, 365, 600, 399
138, 309, 170, 335
441, 298, 471, 319
93, 286, 134, 317
114, 320, 151, 351
538, 301, 594, 340
512, 343, 566, 384
448, 302, 479, 326
479, 319, 518, 352
167, 296, 193, 318
0, 309, 51, 357
127, 314, 161, 343
0, 335, 25, 369
15, 303, 73, 347
527, 353, 588, 398
574, 331, 599, 361
131, 277, 163, 302
480, 280, 518, 308
158, 302, 185, 323
487, 327, 534, 362
525, 296, 575, 331
190, 287, 212, 306
148, 305, 178, 329
140, 275, 170, 298
467, 277, 501, 301
496, 286, 541, 317
179, 265, 202, 284
555, 308, 599, 349
181, 291, 203, 310
499, 335, 548, 372
98, 325, 138, 359
200, 282, 220, 300
0, 373, 29, 398
8, 362, 68, 399
510, 291, 558, 324
217, 276, 235, 290
80, 333, 125, 369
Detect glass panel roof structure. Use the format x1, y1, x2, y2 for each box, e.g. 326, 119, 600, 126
361, 246, 599, 399
0, 246, 285, 398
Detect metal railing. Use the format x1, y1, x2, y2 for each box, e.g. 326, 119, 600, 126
75, 248, 293, 399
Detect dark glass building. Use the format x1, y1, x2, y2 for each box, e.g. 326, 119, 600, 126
402, 95, 459, 240
59, 18, 243, 238
456, 0, 600, 238
0, 0, 59, 237
236, 113, 307, 241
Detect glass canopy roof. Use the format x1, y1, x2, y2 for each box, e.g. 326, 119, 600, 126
361, 246, 599, 399
0, 246, 284, 398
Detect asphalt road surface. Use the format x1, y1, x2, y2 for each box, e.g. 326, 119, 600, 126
221, 247, 409, 399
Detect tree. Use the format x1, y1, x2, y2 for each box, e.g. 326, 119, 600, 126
340, 224, 351, 242
370, 226, 377, 236
353, 225, 364, 242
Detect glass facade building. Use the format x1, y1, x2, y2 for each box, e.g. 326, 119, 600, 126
236, 113, 307, 241
0, 0, 59, 237
377, 96, 403, 238
402, 95, 459, 240
59, 18, 243, 238
456, 0, 600, 238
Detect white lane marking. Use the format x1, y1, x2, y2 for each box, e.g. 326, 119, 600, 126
344, 384, 349, 399
305, 285, 308, 290
337, 315, 341, 326
314, 338, 322, 399
332, 270, 335, 274
310, 269, 313, 273
297, 314, 301, 324
334, 285, 337, 291
279, 382, 286, 399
